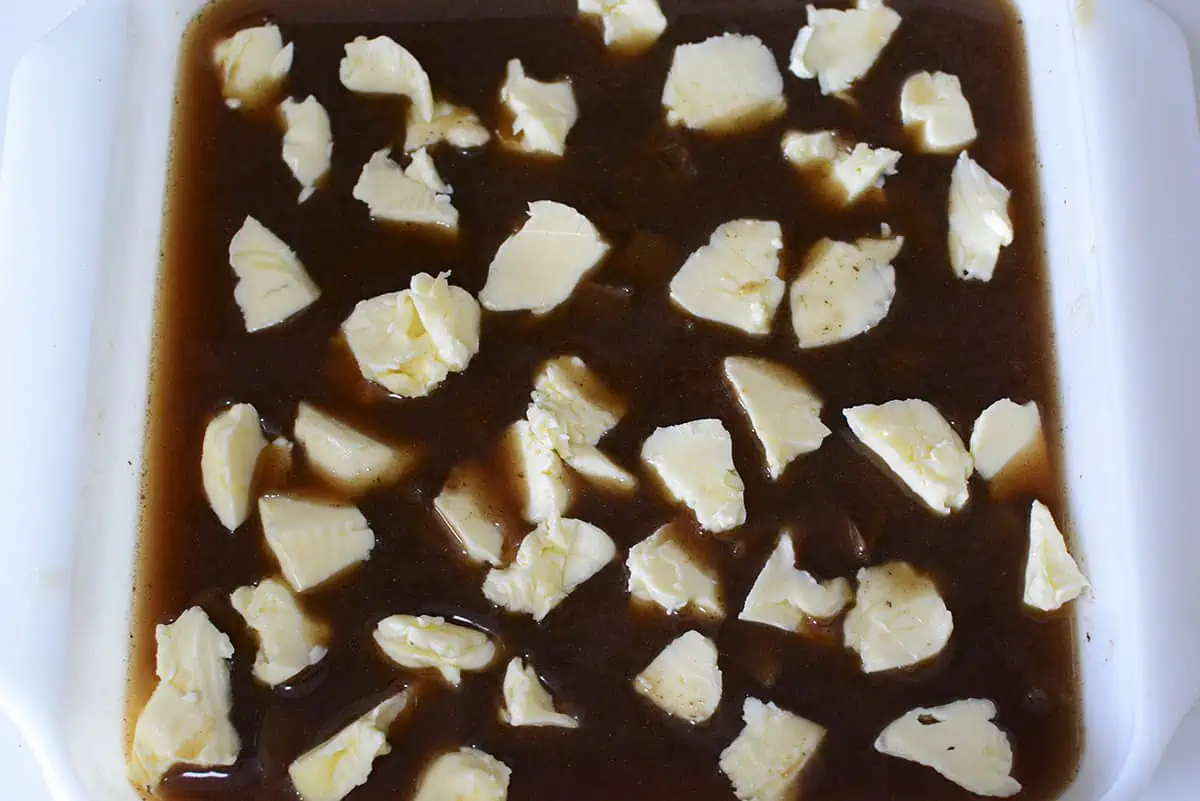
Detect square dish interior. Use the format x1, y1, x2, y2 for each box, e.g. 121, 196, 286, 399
41, 1, 1132, 800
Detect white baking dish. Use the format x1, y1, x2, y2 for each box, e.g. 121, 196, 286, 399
0, 0, 1197, 799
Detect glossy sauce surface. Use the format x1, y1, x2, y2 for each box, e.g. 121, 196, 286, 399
131, 1, 1081, 799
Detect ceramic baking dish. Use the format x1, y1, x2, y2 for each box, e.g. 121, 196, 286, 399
0, 0, 1197, 799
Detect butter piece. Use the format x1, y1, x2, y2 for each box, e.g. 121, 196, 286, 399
633, 630, 722, 723
228, 216, 321, 332
230, 578, 326, 686
843, 398, 972, 514
663, 34, 786, 132
406, 100, 491, 151
641, 419, 746, 533
500, 657, 579, 728
294, 402, 414, 493
339, 35, 433, 121
483, 517, 617, 621
900, 71, 977, 153
789, 0, 900, 95
843, 561, 953, 673
1024, 501, 1088, 612
501, 59, 579, 156
790, 236, 902, 349
342, 272, 481, 398
289, 691, 411, 801
479, 202, 610, 314
723, 356, 830, 479
875, 699, 1021, 797
260, 495, 375, 592
739, 533, 851, 632
412, 748, 511, 801
719, 697, 825, 801
353, 148, 458, 230
129, 607, 239, 790
201, 402, 267, 531
374, 615, 496, 686
627, 524, 723, 617
578, 0, 668, 50
213, 24, 293, 108
280, 96, 333, 202
669, 220, 785, 336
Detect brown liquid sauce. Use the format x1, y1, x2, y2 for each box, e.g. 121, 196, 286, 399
130, 1, 1081, 799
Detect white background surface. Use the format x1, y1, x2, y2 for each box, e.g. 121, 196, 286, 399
0, 0, 1197, 798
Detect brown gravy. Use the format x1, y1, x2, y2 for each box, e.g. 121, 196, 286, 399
131, 1, 1081, 799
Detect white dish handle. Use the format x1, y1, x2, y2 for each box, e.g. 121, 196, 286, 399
1082, 1, 1200, 798
0, 0, 127, 790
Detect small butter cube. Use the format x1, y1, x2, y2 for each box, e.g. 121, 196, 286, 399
719, 697, 825, 801
374, 615, 496, 686
843, 399, 972, 515
289, 691, 411, 801
843, 561, 953, 673
633, 630, 722, 723
875, 699, 1021, 797
663, 34, 786, 132
201, 402, 267, 531
483, 517, 616, 621
641, 419, 746, 533
259, 495, 375, 592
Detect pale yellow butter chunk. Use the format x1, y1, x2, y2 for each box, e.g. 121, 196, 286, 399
526, 356, 635, 491
483, 517, 617, 621
294, 402, 414, 493
406, 100, 491, 151
129, 607, 240, 791
479, 201, 610, 314
342, 272, 481, 398
641, 419, 746, 533
289, 691, 411, 801
843, 398, 972, 514
280, 96, 332, 203
578, 0, 668, 50
781, 129, 839, 167
949, 152, 1013, 282
412, 748, 512, 801
353, 147, 458, 230
723, 356, 830, 479
669, 219, 785, 336
434, 465, 510, 566
339, 35, 433, 121
781, 130, 901, 203
789, 0, 901, 95
739, 533, 850, 632
875, 699, 1021, 797
213, 24, 293, 108
259, 495, 375, 592
900, 71, 977, 153
201, 402, 267, 531
501, 59, 579, 156
844, 561, 953, 673
832, 142, 902, 202
627, 524, 723, 617
374, 615, 496, 686
633, 630, 722, 723
1024, 501, 1089, 612
662, 33, 785, 132
720, 697, 826, 801
790, 236, 902, 349
228, 216, 321, 332
970, 399, 1044, 481
500, 657, 579, 728
231, 578, 327, 687
506, 419, 572, 524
